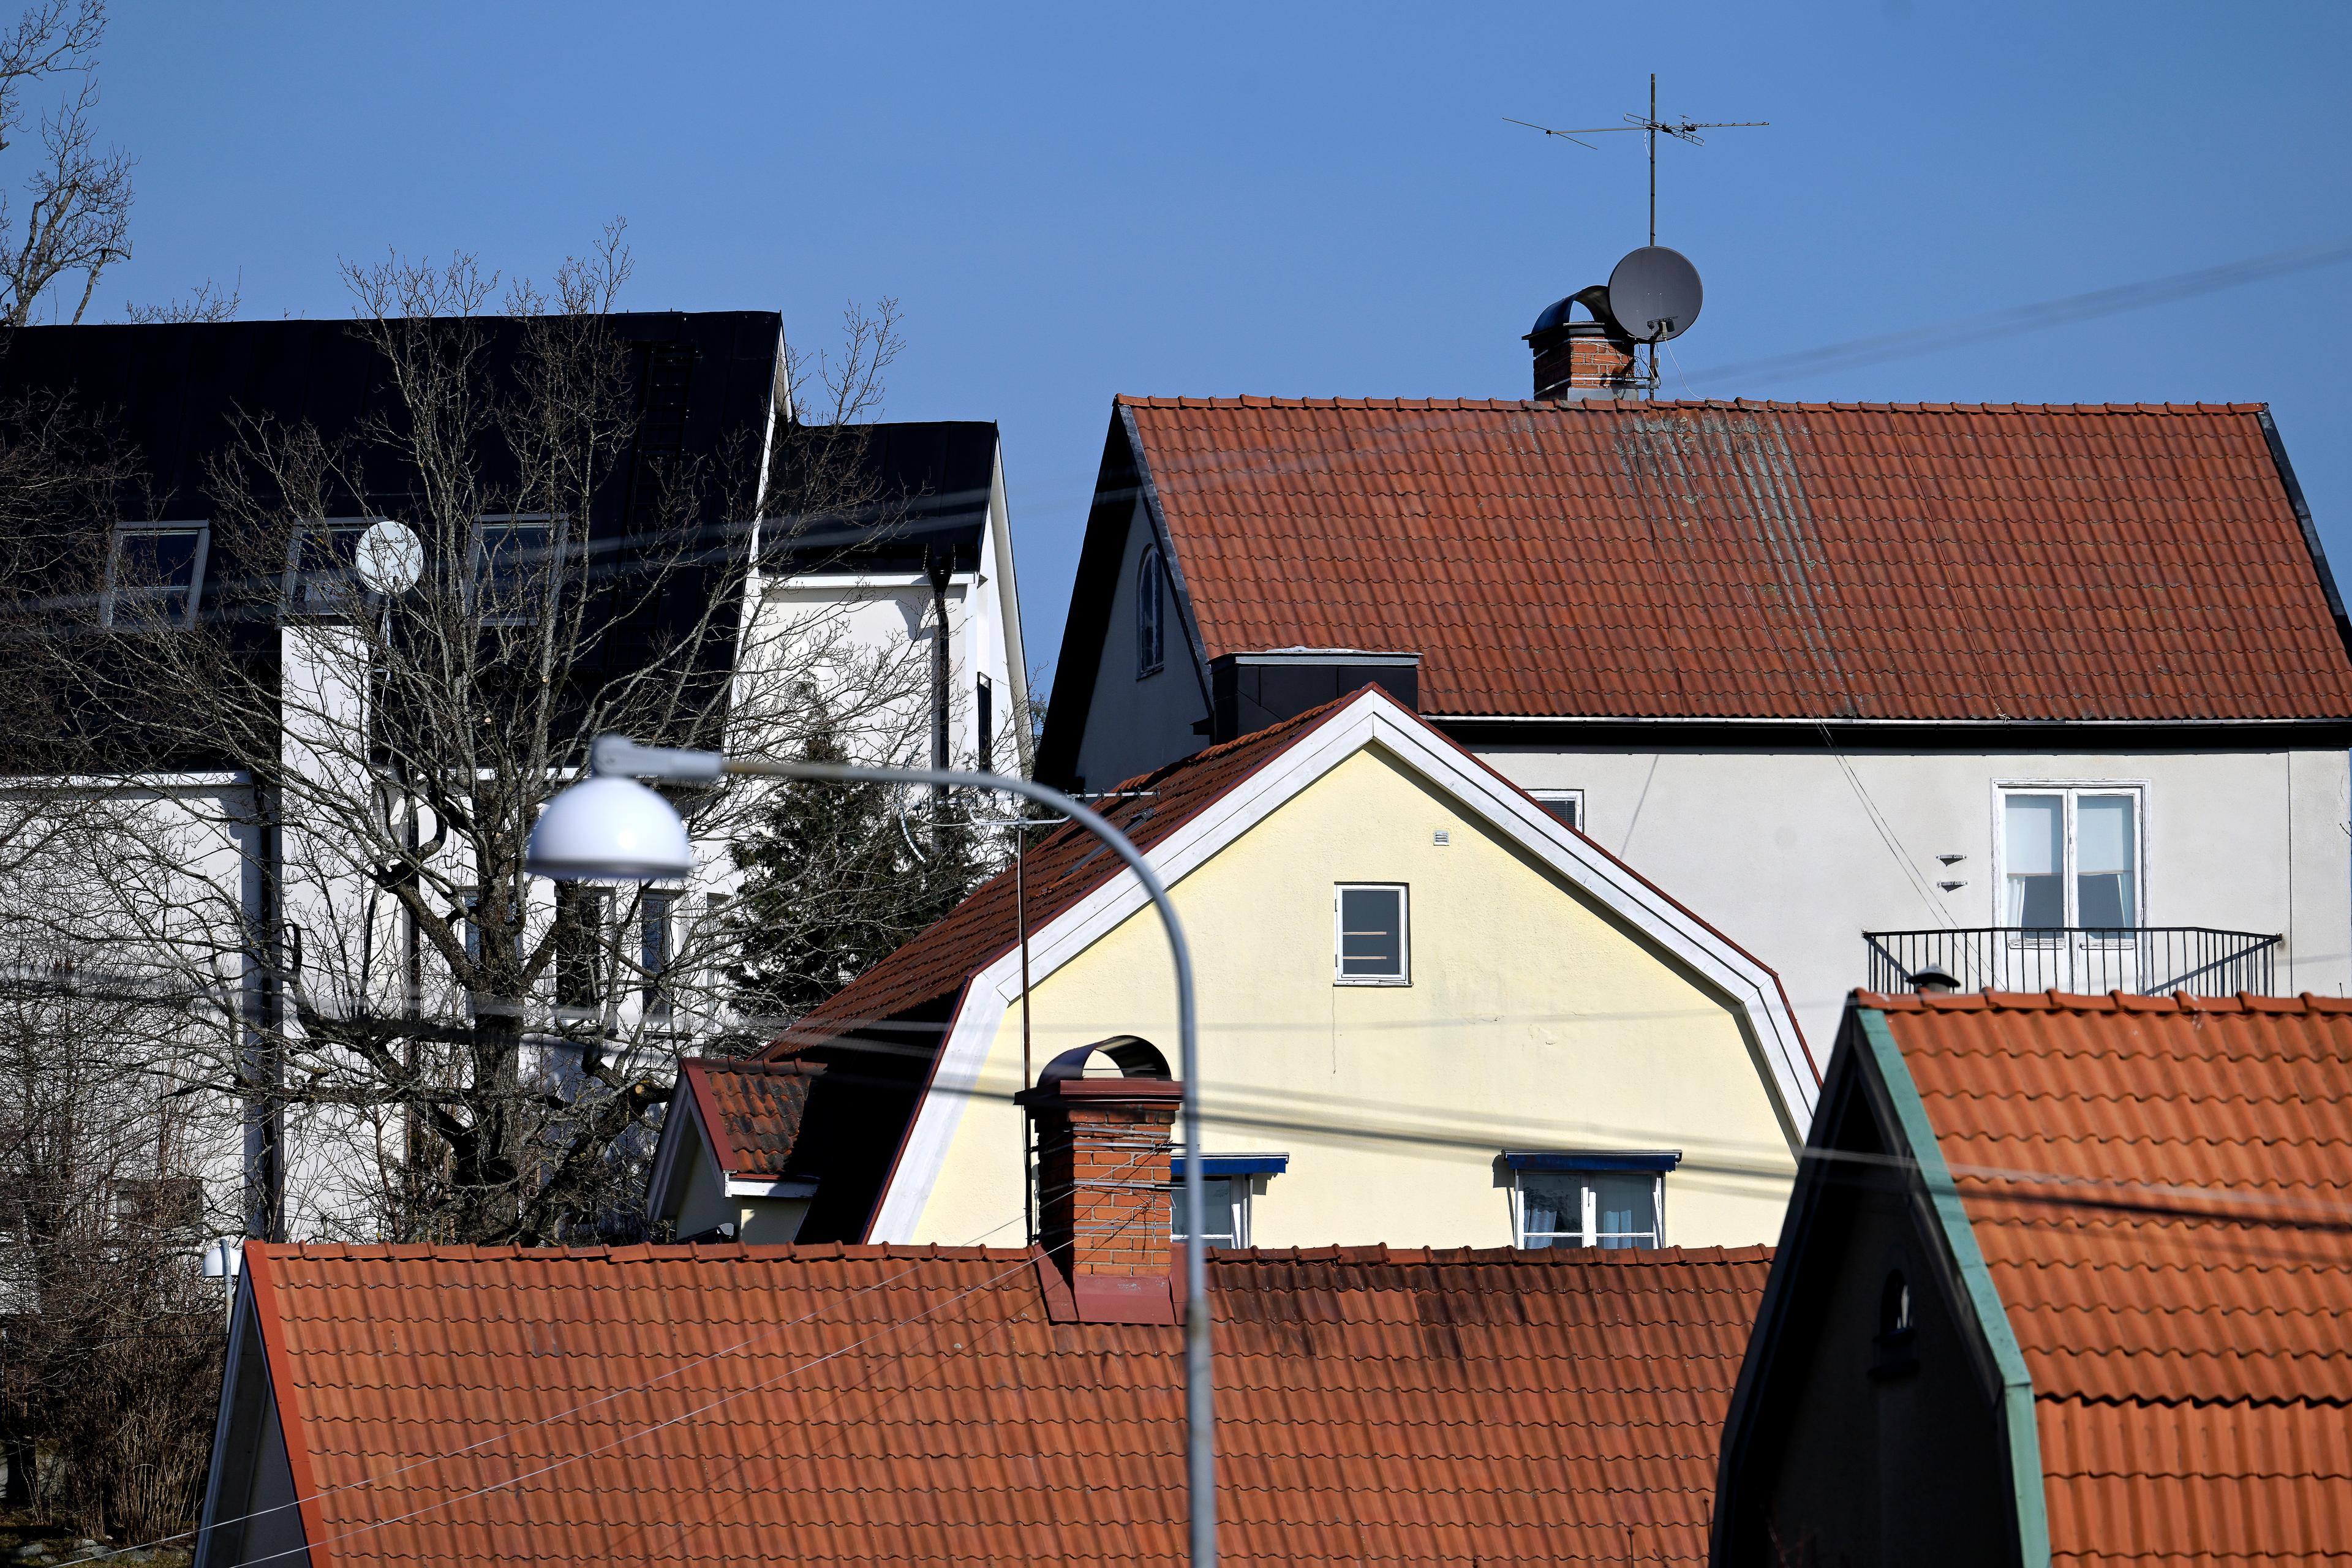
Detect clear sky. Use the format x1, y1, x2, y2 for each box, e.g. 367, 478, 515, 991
85, 2, 2352, 685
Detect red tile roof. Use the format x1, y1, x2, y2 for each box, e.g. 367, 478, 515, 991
1120, 397, 2352, 722
764, 696, 1352, 1055
1863, 990, 2352, 1564
680, 1058, 824, 1178
238, 1240, 1771, 1567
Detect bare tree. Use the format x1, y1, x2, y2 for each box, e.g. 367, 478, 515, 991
15, 228, 953, 1247
0, 0, 129, 327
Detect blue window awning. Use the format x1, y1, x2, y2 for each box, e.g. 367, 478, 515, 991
1167, 1153, 1289, 1179
1502, 1150, 1681, 1174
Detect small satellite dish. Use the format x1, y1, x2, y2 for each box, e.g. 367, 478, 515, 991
355, 518, 423, 595
1606, 246, 1704, 342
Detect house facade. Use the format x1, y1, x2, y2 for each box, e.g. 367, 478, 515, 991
1711, 988, 2352, 1566
1035, 395, 2352, 1047
654, 685, 1816, 1253
0, 314, 1028, 1246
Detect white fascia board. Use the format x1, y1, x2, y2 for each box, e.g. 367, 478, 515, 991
868, 689, 1817, 1241
725, 1176, 819, 1199
0, 769, 251, 796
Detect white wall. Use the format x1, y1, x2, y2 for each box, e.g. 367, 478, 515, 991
1069, 496, 1210, 794
1479, 742, 2352, 1050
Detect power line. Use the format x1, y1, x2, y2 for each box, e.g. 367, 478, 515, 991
1689, 235, 2352, 388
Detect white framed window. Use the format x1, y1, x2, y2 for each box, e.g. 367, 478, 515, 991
1334, 883, 1409, 986
471, 514, 562, 624
640, 889, 677, 1017
103, 521, 210, 628
284, 518, 382, 616
1507, 1153, 1676, 1250
1169, 1154, 1284, 1249
1136, 545, 1166, 678
1531, 790, 1585, 831
1997, 785, 2143, 929
553, 884, 612, 1016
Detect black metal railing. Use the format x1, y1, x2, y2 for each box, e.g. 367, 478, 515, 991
1863, 927, 2281, 998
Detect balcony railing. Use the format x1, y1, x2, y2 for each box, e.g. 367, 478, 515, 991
1863, 927, 2281, 998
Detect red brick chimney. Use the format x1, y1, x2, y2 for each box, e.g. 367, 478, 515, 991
1017, 1036, 1183, 1325
1527, 284, 1642, 401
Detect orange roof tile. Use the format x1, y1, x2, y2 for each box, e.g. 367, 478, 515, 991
680, 1058, 824, 1178
1118, 398, 2352, 722
1864, 990, 2352, 1564
238, 1241, 1771, 1567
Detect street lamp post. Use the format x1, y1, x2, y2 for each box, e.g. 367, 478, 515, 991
527, 734, 1216, 1568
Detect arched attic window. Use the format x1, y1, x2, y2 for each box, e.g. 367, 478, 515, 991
1136, 545, 1166, 679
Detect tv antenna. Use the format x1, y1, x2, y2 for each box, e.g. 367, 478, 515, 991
1506, 74, 1768, 247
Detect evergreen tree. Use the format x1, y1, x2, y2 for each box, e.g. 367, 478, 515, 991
720, 714, 984, 1042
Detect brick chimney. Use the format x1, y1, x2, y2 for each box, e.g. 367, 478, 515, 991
1527, 284, 1641, 401
1017, 1036, 1183, 1325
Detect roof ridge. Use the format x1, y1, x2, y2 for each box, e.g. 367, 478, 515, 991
1117, 394, 2270, 417
1861, 989, 2352, 1017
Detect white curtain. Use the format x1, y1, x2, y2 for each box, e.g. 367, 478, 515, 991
2004, 794, 2064, 925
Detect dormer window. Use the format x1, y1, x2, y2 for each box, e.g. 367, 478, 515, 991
285, 519, 379, 617
1505, 1152, 1679, 1250
472, 514, 560, 625
1136, 545, 1166, 677
103, 521, 209, 629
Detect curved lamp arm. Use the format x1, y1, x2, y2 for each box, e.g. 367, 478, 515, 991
579, 736, 1216, 1568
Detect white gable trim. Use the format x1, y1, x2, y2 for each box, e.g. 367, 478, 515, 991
644, 1082, 714, 1223
868, 688, 1816, 1242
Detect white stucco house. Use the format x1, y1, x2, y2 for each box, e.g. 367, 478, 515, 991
1034, 394, 2352, 1049
0, 312, 1028, 1247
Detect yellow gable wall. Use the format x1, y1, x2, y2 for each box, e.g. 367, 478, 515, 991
908, 744, 1800, 1249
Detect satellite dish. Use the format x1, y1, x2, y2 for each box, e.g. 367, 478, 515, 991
354, 518, 423, 595
1605, 246, 1704, 342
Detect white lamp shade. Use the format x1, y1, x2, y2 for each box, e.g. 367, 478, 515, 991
527, 775, 696, 881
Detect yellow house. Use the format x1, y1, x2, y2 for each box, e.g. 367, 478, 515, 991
652, 686, 1816, 1251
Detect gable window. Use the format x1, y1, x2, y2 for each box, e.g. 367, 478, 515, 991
284, 519, 378, 617
1531, 790, 1584, 831
1506, 1152, 1678, 1250
2000, 787, 2141, 930
472, 514, 560, 624
104, 521, 210, 629
1170, 1154, 1286, 1249
1334, 883, 1409, 985
1136, 545, 1166, 678
976, 673, 995, 773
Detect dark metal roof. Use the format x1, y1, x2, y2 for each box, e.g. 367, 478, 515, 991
767, 419, 1000, 576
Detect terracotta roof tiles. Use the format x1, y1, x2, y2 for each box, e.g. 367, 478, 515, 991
239, 1241, 1772, 1567
1864, 989, 2352, 1564
679, 1058, 824, 1178
1120, 397, 2352, 723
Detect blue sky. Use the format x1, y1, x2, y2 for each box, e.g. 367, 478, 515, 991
87, 3, 2352, 682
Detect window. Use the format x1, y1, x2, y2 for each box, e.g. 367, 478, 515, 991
1531, 790, 1584, 831
554, 885, 611, 1014
284, 519, 377, 616
640, 889, 677, 1017
104, 521, 210, 628
1334, 884, 1409, 985
2001, 788, 2141, 930
1136, 545, 1166, 677
1872, 1268, 1919, 1378
976, 673, 995, 773
1169, 1154, 1284, 1248
1506, 1152, 1678, 1250
472, 514, 560, 624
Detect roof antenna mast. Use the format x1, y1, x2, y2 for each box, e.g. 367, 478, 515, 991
1507, 74, 1767, 391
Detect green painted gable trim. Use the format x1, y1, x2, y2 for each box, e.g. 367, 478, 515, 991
1856, 1007, 2051, 1568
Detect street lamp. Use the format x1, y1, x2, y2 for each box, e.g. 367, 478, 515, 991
527, 734, 1216, 1568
